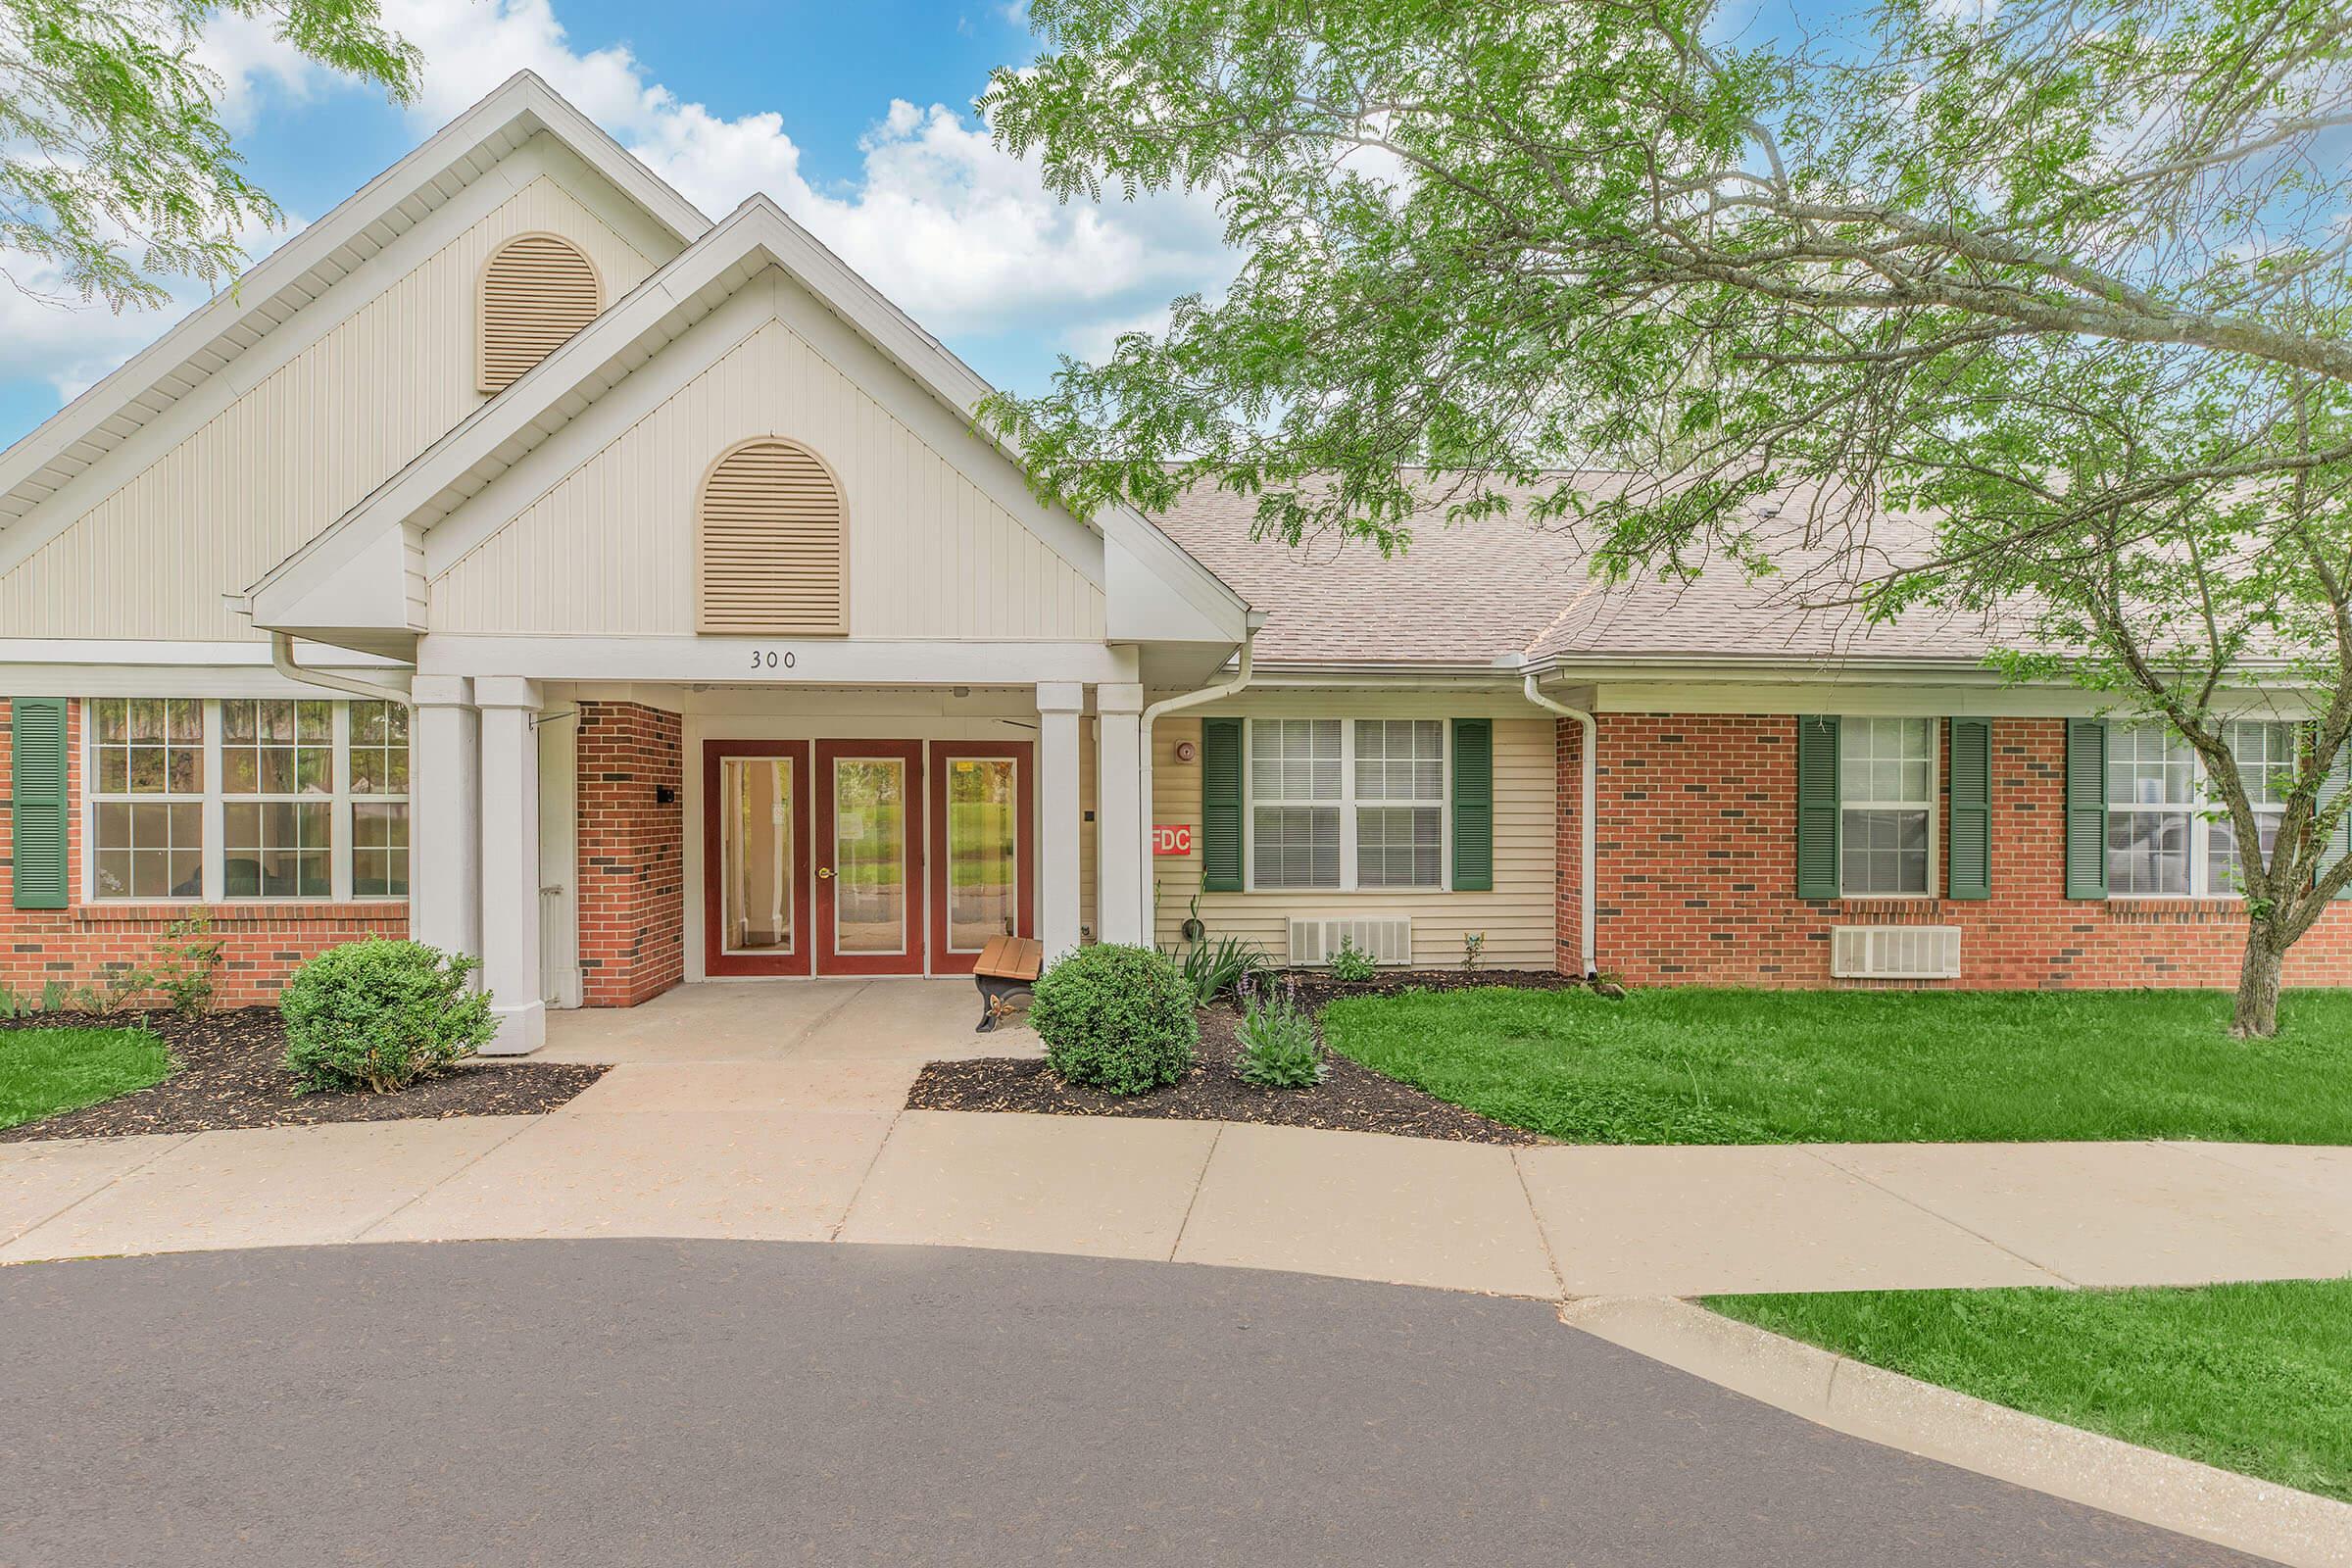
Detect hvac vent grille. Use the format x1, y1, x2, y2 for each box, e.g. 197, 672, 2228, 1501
1287, 916, 1412, 967
697, 440, 848, 636
1830, 925, 1962, 980
478, 234, 602, 392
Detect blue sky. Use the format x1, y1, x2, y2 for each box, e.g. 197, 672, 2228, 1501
0, 0, 1234, 452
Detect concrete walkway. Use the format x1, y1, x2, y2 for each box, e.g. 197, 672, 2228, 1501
5, 980, 2350, 1295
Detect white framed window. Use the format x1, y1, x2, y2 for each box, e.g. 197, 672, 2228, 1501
1245, 716, 1448, 891
82, 697, 410, 905
1840, 716, 1936, 896
87, 699, 205, 900
2108, 718, 2294, 898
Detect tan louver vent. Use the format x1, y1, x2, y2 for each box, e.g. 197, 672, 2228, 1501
697, 439, 849, 635
478, 234, 602, 392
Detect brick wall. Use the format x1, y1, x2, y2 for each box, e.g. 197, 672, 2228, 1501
0, 699, 408, 1006
1559, 712, 2352, 988
575, 700, 684, 1006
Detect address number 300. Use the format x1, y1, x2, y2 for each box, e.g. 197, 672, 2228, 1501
749, 649, 797, 670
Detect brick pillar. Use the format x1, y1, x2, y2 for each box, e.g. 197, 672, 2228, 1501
575, 701, 684, 1006
1555, 713, 1585, 975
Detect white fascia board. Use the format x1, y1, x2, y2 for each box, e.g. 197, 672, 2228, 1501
0, 639, 413, 700
0, 72, 708, 555
416, 634, 1140, 686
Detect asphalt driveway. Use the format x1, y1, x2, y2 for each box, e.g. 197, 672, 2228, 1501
0, 1240, 2269, 1567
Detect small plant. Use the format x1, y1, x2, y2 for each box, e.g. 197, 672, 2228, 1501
154, 912, 225, 1017
1326, 935, 1377, 984
1030, 943, 1199, 1096
1460, 931, 1487, 971
0, 985, 26, 1019
1173, 934, 1266, 1005
1180, 891, 1206, 944
39, 979, 73, 1014
1232, 988, 1326, 1089
280, 939, 496, 1095
84, 962, 154, 1016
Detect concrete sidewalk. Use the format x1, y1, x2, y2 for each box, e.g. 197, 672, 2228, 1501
6, 1058, 2351, 1294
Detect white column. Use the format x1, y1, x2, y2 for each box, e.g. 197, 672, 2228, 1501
476, 676, 545, 1055
1037, 681, 1085, 962
1094, 682, 1145, 946
409, 675, 479, 961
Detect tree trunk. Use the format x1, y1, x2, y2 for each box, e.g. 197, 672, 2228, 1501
2232, 932, 2285, 1039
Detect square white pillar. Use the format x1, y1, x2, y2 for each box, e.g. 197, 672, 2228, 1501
1094, 683, 1145, 946
409, 675, 479, 961
476, 676, 545, 1055
1037, 682, 1085, 962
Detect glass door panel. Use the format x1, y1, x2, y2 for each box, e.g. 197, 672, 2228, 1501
700, 740, 808, 977
945, 758, 1017, 952
830, 758, 907, 955
720, 759, 795, 956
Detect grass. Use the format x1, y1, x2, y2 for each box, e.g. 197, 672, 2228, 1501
0, 1025, 173, 1130
1318, 986, 2352, 1144
1706, 1280, 2352, 1502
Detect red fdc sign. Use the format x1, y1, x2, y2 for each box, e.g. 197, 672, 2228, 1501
1152, 823, 1194, 857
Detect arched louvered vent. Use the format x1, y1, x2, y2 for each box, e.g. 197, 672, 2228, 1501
478, 234, 602, 392
697, 440, 849, 635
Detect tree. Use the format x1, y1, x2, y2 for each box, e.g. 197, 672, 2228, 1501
2, 0, 420, 313
981, 0, 2352, 1036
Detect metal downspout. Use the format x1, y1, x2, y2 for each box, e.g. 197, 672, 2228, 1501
1136, 635, 1255, 941
1522, 672, 1598, 980
270, 632, 415, 706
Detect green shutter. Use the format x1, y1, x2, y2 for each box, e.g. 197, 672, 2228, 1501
1200, 716, 1243, 893
1451, 718, 1494, 892
2320, 739, 2351, 897
2064, 717, 2108, 900
10, 697, 69, 910
1946, 716, 1992, 901
1795, 714, 1840, 900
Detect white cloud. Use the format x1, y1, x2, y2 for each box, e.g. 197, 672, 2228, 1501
7, 0, 1230, 420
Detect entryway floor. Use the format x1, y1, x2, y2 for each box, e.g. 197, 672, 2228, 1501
537, 978, 1039, 1067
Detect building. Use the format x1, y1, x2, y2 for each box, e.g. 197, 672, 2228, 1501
4, 74, 2339, 1050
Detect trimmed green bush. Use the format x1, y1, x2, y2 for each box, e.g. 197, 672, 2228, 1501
280, 939, 496, 1094
1032, 943, 1198, 1095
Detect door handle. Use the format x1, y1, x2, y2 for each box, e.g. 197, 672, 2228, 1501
816, 867, 834, 880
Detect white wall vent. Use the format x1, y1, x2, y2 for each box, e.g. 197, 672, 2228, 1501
1288, 916, 1412, 967
1832, 925, 1962, 980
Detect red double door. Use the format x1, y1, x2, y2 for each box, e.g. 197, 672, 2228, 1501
701, 739, 1034, 978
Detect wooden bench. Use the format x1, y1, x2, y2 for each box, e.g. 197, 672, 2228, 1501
972, 935, 1044, 1033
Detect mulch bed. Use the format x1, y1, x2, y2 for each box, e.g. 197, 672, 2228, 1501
907, 969, 1579, 1146
1, 1008, 607, 1143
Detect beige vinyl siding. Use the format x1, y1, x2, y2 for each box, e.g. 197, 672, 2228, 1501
0, 177, 658, 642
431, 314, 1106, 640
1152, 709, 1558, 968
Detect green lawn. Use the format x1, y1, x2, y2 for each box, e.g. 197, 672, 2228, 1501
1319, 986, 2352, 1144
0, 1025, 173, 1130
1707, 1280, 2352, 1501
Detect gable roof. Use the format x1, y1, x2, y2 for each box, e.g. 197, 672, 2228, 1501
0, 72, 709, 555
1152, 477, 2026, 672
246, 192, 1250, 646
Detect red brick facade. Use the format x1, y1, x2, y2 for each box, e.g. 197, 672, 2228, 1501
0, 699, 408, 1007
1559, 712, 2352, 988
575, 700, 685, 1006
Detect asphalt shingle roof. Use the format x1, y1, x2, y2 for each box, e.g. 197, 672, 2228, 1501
1151, 477, 2022, 669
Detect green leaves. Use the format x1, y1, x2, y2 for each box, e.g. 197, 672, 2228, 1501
0, 0, 421, 312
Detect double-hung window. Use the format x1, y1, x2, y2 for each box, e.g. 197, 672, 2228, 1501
83, 697, 410, 904
88, 699, 206, 900
1246, 717, 1447, 891
1839, 717, 1935, 896
2106, 719, 2292, 897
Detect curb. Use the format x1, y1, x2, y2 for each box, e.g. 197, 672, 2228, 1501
1560, 1295, 2352, 1568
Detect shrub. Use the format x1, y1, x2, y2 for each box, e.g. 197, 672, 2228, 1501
280, 939, 496, 1095
1032, 943, 1199, 1096
1326, 936, 1377, 984
1233, 989, 1326, 1089
155, 912, 225, 1017
1173, 934, 1267, 1005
